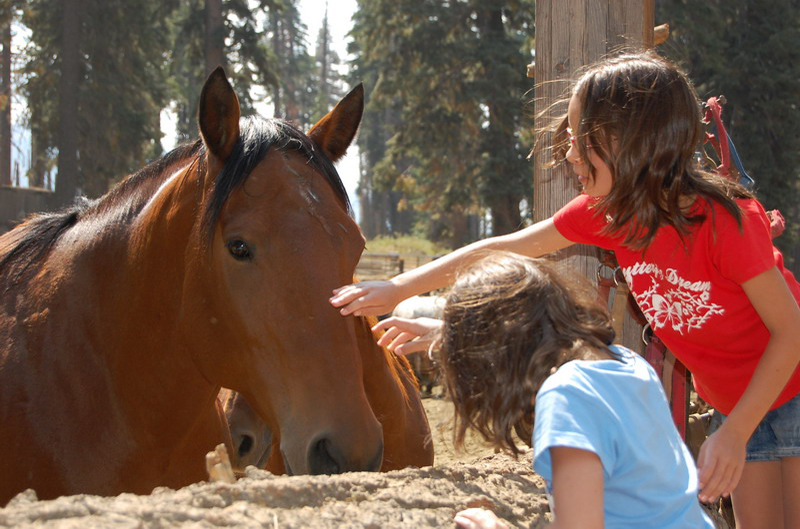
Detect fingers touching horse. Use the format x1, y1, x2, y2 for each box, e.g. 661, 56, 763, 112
0, 68, 430, 504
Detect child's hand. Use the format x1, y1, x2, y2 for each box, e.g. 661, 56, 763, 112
454, 508, 509, 529
329, 280, 401, 317
372, 316, 443, 356
696, 422, 746, 503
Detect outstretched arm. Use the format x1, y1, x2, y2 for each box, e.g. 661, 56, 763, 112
330, 218, 572, 317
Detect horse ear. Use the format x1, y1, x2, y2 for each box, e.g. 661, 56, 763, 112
308, 83, 364, 162
198, 66, 241, 162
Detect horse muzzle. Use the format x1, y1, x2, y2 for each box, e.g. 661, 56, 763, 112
282, 433, 384, 475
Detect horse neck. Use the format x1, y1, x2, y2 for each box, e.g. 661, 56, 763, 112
69, 160, 218, 439
115, 160, 219, 411
2, 161, 221, 470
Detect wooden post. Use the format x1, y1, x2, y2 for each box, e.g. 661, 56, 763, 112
533, 0, 655, 352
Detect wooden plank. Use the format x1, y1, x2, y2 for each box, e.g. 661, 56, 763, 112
607, 0, 628, 51
355, 252, 438, 281
643, 2, 656, 47
587, 1, 609, 61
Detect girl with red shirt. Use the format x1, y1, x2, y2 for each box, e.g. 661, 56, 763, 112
330, 52, 800, 527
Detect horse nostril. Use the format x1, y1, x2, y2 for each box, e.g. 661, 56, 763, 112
237, 434, 254, 459
309, 438, 341, 475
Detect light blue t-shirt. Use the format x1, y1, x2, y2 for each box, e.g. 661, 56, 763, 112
533, 345, 713, 528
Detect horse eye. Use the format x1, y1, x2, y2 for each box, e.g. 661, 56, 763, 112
226, 239, 252, 261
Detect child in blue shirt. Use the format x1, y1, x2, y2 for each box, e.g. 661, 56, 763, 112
373, 252, 712, 528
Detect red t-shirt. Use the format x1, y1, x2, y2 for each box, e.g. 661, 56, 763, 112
553, 194, 800, 414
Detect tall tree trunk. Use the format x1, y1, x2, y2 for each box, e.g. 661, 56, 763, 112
318, 7, 330, 107
204, 0, 224, 75
55, 0, 82, 207
271, 16, 282, 116
1, 20, 11, 187
489, 195, 521, 235
479, 7, 522, 236
284, 20, 299, 122
30, 132, 47, 189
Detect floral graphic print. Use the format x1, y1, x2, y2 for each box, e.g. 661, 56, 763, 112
623, 262, 725, 335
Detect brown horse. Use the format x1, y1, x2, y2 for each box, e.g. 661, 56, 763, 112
222, 313, 435, 473
0, 68, 431, 505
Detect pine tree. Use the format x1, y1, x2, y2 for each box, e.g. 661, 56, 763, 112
349, 0, 535, 247
346, 18, 410, 239
21, 0, 179, 204
267, 1, 317, 129
170, 0, 281, 142
310, 5, 343, 124
657, 0, 800, 259
53, 0, 80, 204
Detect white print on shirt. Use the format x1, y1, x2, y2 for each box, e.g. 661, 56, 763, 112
622, 262, 724, 335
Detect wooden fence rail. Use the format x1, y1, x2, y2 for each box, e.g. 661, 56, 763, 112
355, 252, 439, 281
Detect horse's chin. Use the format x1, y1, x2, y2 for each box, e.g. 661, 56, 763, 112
233, 444, 272, 472
281, 450, 295, 476
255, 447, 271, 470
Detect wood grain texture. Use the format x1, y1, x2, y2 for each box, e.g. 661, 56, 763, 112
532, 0, 655, 352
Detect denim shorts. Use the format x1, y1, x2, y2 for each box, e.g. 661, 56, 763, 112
710, 392, 800, 462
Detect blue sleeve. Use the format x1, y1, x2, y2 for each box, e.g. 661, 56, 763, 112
533, 385, 616, 482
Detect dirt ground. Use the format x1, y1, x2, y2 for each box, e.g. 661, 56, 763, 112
0, 395, 729, 528
0, 397, 551, 528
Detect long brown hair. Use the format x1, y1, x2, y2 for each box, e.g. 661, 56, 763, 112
439, 252, 615, 455
553, 51, 753, 251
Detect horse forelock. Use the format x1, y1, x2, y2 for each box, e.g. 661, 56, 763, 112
201, 116, 352, 246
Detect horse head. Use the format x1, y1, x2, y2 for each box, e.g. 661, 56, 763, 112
180, 69, 382, 474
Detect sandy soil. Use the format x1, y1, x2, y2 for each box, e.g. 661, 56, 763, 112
0, 397, 551, 528
0, 395, 729, 528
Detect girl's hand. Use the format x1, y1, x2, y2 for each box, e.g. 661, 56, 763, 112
329, 280, 402, 317
696, 421, 747, 503
454, 508, 509, 529
372, 316, 443, 356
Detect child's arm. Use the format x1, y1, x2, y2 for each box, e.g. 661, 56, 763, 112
548, 446, 605, 528
697, 266, 800, 502
330, 218, 572, 316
